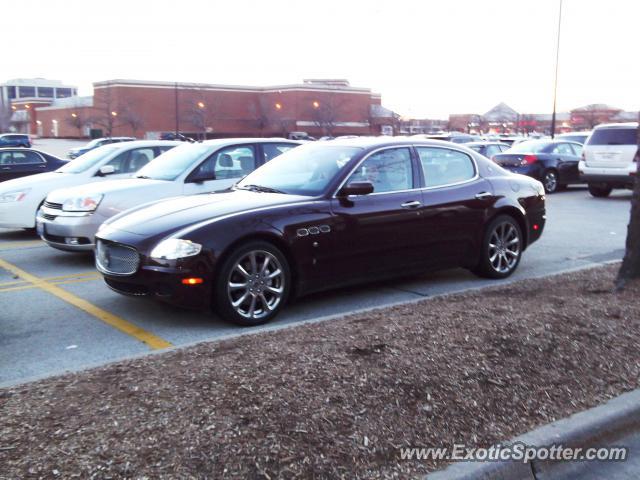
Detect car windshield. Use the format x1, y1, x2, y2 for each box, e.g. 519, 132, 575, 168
507, 140, 549, 154
235, 144, 361, 196
134, 143, 212, 180
56, 145, 120, 173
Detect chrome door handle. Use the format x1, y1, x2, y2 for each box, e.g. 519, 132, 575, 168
401, 200, 422, 209
475, 192, 493, 200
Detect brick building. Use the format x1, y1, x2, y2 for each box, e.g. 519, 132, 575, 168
24, 79, 393, 139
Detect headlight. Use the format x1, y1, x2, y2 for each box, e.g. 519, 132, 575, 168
62, 194, 103, 212
150, 239, 202, 260
0, 189, 30, 203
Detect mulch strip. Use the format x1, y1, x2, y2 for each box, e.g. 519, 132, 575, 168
1, 264, 639, 479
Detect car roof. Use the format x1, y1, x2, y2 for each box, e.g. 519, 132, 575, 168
106, 140, 182, 149
314, 136, 487, 150
466, 141, 510, 146
593, 122, 638, 130
199, 137, 301, 147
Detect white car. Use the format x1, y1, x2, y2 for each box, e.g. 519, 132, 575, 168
0, 140, 179, 230
579, 123, 638, 197
38, 139, 299, 251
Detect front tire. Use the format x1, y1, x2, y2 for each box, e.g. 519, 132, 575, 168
213, 241, 290, 326
473, 215, 523, 279
588, 183, 612, 198
542, 170, 559, 193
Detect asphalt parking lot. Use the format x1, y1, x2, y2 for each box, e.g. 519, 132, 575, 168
0, 189, 631, 387
0, 141, 632, 386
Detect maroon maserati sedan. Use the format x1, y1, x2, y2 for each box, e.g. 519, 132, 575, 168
95, 138, 546, 326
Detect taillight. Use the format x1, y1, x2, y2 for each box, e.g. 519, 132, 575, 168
522, 155, 537, 165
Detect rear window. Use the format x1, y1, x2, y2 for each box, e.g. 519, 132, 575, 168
587, 128, 637, 146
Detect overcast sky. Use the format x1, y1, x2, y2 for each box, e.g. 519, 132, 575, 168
5, 0, 638, 119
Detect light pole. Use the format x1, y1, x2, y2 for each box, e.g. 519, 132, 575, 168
550, 0, 563, 139
174, 81, 179, 136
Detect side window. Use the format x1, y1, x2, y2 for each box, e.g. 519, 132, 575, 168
499, 144, 510, 152
157, 146, 175, 154
569, 143, 583, 157
123, 148, 154, 173
0, 152, 12, 165
484, 145, 501, 158
9, 152, 44, 165
192, 145, 256, 181
551, 143, 573, 155
346, 147, 413, 193
103, 151, 129, 173
417, 147, 476, 188
263, 143, 297, 162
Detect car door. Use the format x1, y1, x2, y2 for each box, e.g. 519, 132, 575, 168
328, 146, 426, 282
183, 144, 257, 195
0, 151, 47, 181
550, 142, 580, 183
416, 146, 494, 267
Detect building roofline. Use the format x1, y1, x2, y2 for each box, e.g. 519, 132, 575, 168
93, 79, 375, 95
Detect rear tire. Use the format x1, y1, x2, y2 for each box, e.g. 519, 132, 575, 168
588, 183, 612, 198
213, 241, 290, 326
472, 215, 523, 279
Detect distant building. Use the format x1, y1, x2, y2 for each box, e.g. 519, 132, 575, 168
27, 78, 391, 139
1, 78, 79, 134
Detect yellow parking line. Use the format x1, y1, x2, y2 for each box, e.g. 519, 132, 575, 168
0, 270, 99, 288
0, 275, 101, 293
0, 240, 45, 251
0, 257, 172, 350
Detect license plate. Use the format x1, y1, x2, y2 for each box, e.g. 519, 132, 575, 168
36, 221, 44, 236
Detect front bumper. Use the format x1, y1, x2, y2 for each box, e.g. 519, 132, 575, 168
97, 240, 215, 309
36, 208, 108, 251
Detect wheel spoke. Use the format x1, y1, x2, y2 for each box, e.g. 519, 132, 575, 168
266, 285, 283, 295
235, 264, 251, 278
232, 292, 249, 308
259, 293, 273, 311
247, 295, 257, 318
266, 268, 282, 280
229, 282, 247, 290
260, 256, 270, 274
249, 252, 258, 274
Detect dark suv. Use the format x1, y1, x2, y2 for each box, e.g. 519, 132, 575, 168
0, 134, 31, 148
67, 137, 136, 159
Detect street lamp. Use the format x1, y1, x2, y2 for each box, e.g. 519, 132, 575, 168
275, 102, 282, 110
71, 113, 77, 118
197, 101, 205, 109
111, 111, 118, 117
550, 0, 563, 139
312, 101, 320, 109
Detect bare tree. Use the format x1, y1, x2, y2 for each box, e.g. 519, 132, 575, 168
119, 106, 144, 137
87, 88, 123, 137
181, 94, 219, 140
615, 117, 640, 289
248, 98, 270, 137
308, 94, 344, 137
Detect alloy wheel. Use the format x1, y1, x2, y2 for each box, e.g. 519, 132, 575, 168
488, 221, 520, 274
226, 250, 285, 321
543, 171, 558, 193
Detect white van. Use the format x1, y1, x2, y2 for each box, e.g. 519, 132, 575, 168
579, 123, 638, 197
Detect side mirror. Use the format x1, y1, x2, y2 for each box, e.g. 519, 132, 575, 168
97, 165, 116, 176
189, 170, 216, 183
338, 181, 374, 197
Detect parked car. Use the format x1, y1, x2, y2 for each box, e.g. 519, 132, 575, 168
0, 140, 179, 230
465, 141, 511, 159
0, 148, 68, 182
557, 131, 592, 145
67, 137, 136, 159
95, 138, 546, 326
38, 139, 299, 251
159, 132, 195, 142
492, 139, 583, 193
0, 133, 31, 148
579, 123, 638, 197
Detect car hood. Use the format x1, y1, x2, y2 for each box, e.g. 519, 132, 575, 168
47, 178, 169, 202
104, 189, 310, 237
0, 171, 72, 193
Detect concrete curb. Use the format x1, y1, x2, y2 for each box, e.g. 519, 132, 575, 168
426, 388, 640, 479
